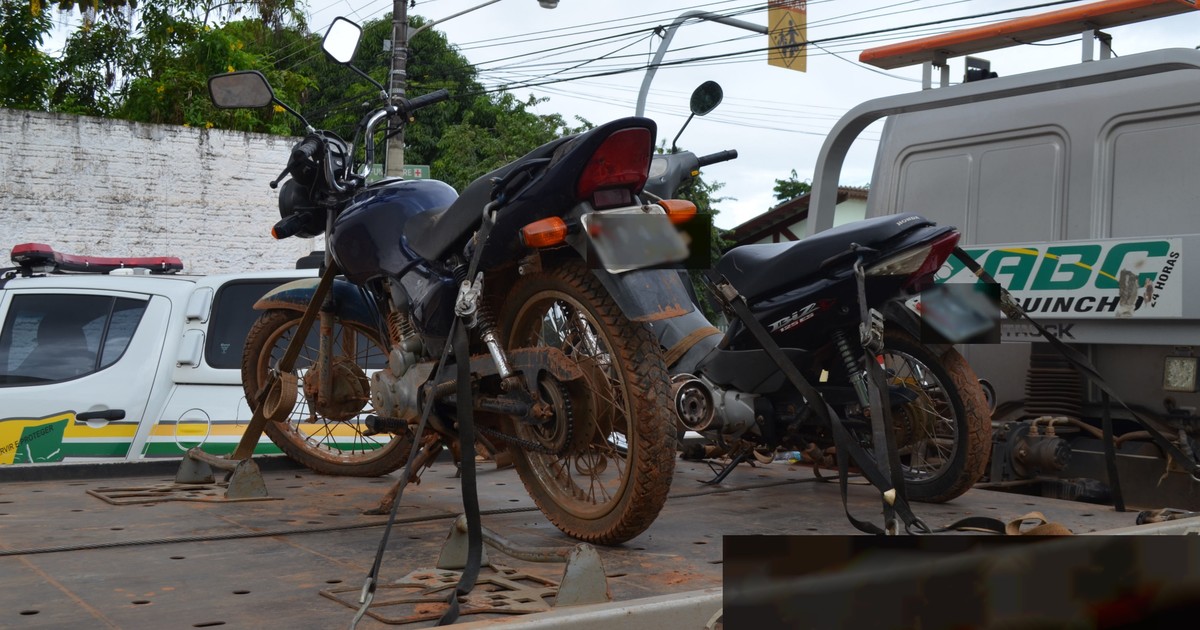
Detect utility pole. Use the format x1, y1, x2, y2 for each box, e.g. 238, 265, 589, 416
383, 1, 556, 178
386, 0, 409, 177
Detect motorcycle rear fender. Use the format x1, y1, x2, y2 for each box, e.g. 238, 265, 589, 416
559, 203, 696, 323
253, 277, 378, 330
882, 300, 951, 357
591, 267, 696, 323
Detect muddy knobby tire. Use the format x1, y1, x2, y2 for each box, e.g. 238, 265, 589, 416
498, 261, 676, 545
241, 309, 410, 477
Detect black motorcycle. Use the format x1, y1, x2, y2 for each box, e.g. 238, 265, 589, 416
209, 18, 695, 544
636, 82, 991, 503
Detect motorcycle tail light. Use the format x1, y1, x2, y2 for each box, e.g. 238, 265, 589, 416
658, 199, 697, 225
577, 127, 652, 209
866, 244, 933, 277
866, 231, 960, 281
521, 217, 569, 248
912, 231, 962, 282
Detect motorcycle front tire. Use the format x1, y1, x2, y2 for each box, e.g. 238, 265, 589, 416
241, 309, 411, 477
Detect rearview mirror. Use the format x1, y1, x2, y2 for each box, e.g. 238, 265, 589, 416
689, 81, 723, 116
208, 70, 275, 109
323, 17, 363, 65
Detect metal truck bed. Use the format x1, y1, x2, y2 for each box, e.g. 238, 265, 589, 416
0, 456, 1173, 628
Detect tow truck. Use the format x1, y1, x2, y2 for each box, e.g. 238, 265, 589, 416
4, 2, 1200, 628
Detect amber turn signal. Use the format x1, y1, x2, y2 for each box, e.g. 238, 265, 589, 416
521, 217, 569, 248
659, 199, 697, 225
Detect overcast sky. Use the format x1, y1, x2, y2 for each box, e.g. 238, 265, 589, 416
48, 1, 1200, 229
350, 0, 1200, 229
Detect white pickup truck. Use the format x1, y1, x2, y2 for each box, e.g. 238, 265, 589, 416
0, 243, 316, 466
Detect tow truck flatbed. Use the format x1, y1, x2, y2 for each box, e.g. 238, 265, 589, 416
3, 455, 1182, 629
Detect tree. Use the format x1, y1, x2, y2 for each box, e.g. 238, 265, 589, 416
19, 0, 307, 129
293, 13, 591, 191
772, 168, 811, 204
7, 5, 602, 190
0, 0, 55, 108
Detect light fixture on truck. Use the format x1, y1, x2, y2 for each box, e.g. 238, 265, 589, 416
10, 243, 184, 275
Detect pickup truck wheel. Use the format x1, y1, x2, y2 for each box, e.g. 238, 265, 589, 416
242, 309, 410, 477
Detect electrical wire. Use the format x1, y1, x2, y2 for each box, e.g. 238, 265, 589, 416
465, 0, 1089, 95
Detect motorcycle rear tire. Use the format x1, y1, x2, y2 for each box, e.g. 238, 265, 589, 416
496, 262, 676, 545
874, 328, 991, 503
241, 309, 411, 477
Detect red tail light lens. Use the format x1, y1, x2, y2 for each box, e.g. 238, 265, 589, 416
577, 127, 652, 208
909, 231, 961, 287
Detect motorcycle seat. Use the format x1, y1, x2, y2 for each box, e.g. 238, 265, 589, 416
406, 137, 573, 262
714, 213, 933, 300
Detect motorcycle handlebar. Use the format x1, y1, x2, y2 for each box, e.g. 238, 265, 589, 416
291, 136, 322, 163
401, 89, 451, 115
272, 211, 313, 240
696, 149, 738, 168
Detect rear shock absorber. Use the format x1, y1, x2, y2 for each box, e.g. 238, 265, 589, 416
833, 329, 870, 408
454, 264, 518, 390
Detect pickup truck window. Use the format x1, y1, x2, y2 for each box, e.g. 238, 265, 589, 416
0, 294, 148, 385
205, 280, 295, 370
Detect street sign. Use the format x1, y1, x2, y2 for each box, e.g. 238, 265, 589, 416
768, 1, 807, 72
401, 164, 431, 179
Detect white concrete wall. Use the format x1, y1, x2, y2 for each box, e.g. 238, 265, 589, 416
0, 108, 315, 274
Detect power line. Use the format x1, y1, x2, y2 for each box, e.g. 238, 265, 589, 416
469, 0, 1087, 95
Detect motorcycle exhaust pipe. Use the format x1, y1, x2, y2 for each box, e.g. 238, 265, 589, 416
672, 375, 715, 432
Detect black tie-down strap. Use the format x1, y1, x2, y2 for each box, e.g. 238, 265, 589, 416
703, 270, 930, 535
950, 247, 1200, 511
351, 318, 458, 629
350, 320, 483, 628
353, 203, 500, 628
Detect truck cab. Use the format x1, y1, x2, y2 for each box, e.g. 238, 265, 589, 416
0, 244, 315, 465
807, 0, 1200, 507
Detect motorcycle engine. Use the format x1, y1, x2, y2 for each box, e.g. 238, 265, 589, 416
370, 353, 434, 421
673, 374, 757, 436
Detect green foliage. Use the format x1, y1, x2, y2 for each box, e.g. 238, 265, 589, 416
433, 92, 591, 191
291, 13, 593, 191
6, 4, 609, 192
0, 0, 55, 109
10, 0, 308, 129
772, 168, 811, 204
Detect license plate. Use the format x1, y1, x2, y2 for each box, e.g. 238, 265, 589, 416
581, 208, 689, 273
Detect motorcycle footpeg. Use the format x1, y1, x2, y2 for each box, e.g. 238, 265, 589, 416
364, 414, 408, 436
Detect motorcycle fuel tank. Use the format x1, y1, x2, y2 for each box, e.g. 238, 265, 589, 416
330, 178, 458, 283
330, 178, 460, 347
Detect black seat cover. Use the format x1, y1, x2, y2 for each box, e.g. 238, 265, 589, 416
406, 136, 572, 261
715, 213, 932, 300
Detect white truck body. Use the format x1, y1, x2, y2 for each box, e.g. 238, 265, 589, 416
0, 268, 316, 465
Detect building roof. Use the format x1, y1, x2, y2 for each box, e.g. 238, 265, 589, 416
727, 186, 868, 244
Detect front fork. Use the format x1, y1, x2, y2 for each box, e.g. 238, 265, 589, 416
315, 215, 341, 406
232, 258, 339, 459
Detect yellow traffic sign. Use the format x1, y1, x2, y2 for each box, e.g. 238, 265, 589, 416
768, 1, 807, 72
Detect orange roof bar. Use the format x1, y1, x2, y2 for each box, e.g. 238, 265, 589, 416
861, 0, 1199, 69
